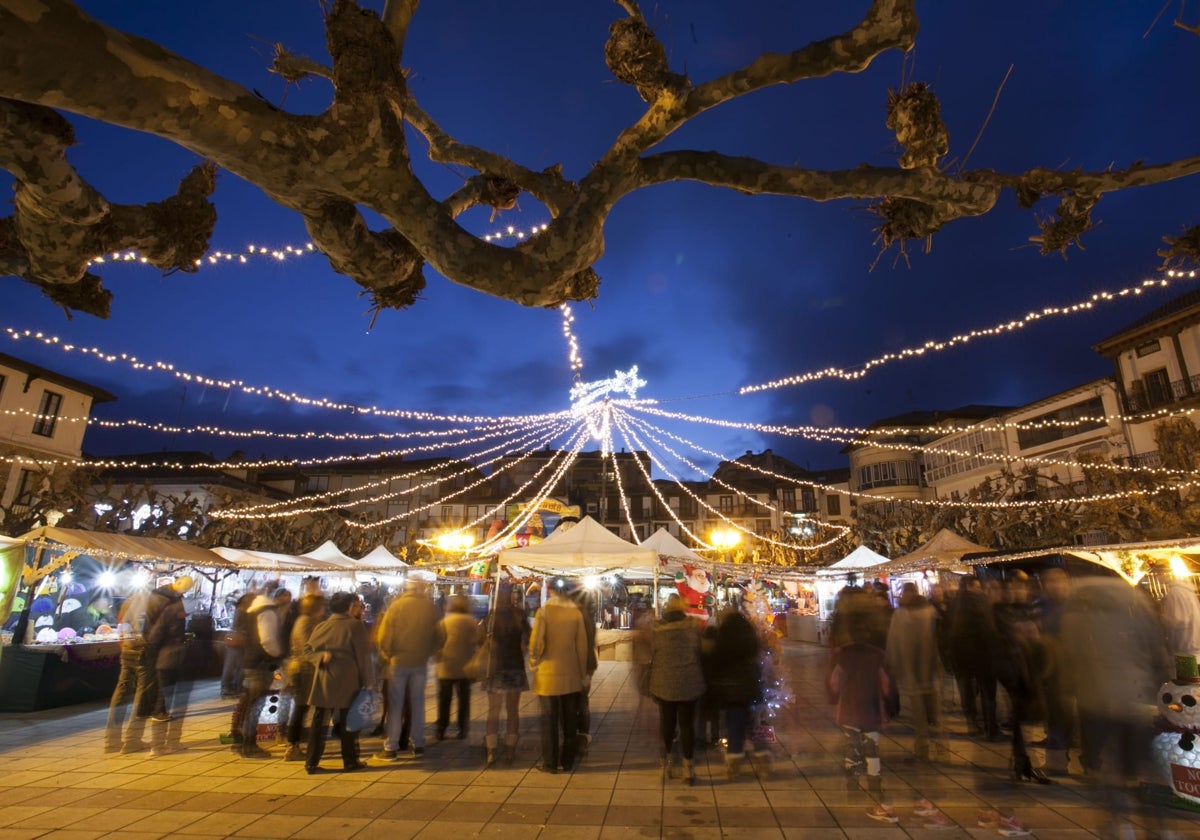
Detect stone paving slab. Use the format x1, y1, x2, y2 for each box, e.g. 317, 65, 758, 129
0, 641, 1196, 839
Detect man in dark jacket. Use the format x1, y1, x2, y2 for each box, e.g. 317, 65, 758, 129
143, 575, 194, 754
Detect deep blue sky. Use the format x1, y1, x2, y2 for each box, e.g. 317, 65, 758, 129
4, 1, 1200, 479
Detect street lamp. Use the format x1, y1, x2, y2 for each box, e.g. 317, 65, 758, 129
434, 532, 476, 554
709, 528, 741, 556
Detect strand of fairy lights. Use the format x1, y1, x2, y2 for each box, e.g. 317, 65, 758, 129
212, 416, 565, 516
632, 404, 1192, 480
44, 411, 540, 444
3, 327, 569, 425
618, 409, 852, 545
468, 424, 593, 554
343, 422, 585, 531
740, 276, 1191, 393
604, 420, 644, 542
612, 409, 847, 551
621, 411, 786, 519
469, 427, 591, 554
623, 404, 1200, 509
85, 224, 550, 269
8, 392, 1198, 450
560, 303, 584, 376
0, 415, 566, 472
217, 419, 571, 520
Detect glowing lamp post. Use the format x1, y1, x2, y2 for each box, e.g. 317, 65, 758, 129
709, 528, 741, 559
434, 533, 476, 554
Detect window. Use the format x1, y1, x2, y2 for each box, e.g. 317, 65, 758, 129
1144, 369, 1173, 409
856, 460, 922, 490
305, 475, 330, 493
801, 487, 816, 512
0, 373, 6, 398
14, 468, 36, 504
31, 390, 62, 437
718, 495, 733, 512
1015, 397, 1107, 450
827, 495, 841, 516
780, 488, 795, 510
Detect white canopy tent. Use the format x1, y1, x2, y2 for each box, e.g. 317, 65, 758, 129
874, 529, 991, 576
816, 544, 890, 578
497, 516, 658, 576
356, 544, 436, 582
301, 540, 361, 570
641, 528, 707, 566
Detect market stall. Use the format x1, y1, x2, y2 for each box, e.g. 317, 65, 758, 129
0, 527, 233, 711
814, 544, 890, 627
498, 516, 658, 659
870, 529, 989, 602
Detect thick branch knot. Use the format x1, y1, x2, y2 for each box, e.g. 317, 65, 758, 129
886, 82, 948, 170
125, 163, 219, 272
605, 17, 686, 103
483, 176, 520, 211
1159, 225, 1200, 272
1034, 192, 1098, 257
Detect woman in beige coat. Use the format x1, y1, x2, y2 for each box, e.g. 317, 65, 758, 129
435, 595, 479, 741
529, 582, 588, 773
304, 591, 375, 774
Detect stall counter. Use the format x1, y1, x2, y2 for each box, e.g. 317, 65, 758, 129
0, 640, 121, 712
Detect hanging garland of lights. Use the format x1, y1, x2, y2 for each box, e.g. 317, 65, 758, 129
739, 275, 1192, 394
213, 418, 572, 520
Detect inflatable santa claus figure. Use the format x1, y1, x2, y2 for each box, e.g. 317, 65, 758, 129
674, 565, 713, 617
1152, 653, 1200, 805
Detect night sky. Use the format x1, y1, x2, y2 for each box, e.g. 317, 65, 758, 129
4, 1, 1200, 480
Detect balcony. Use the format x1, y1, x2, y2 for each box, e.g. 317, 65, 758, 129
1126, 373, 1200, 414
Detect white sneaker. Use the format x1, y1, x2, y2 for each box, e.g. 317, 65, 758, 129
913, 799, 938, 818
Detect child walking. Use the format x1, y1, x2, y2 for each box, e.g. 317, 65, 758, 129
828, 617, 899, 822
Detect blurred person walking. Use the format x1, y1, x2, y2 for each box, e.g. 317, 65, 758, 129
949, 578, 1001, 739
993, 571, 1050, 784
104, 586, 154, 753
829, 609, 900, 822
886, 581, 945, 762
649, 593, 706, 785
434, 595, 478, 741
284, 593, 327, 761
304, 591, 375, 774
481, 588, 530, 767
143, 574, 194, 755
220, 590, 255, 698
375, 579, 442, 759
1160, 575, 1200, 655
230, 582, 289, 758
530, 578, 588, 774
1059, 578, 1174, 840
1037, 568, 1076, 775
710, 606, 761, 779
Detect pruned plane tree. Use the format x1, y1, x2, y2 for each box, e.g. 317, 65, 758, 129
1, 0, 1200, 319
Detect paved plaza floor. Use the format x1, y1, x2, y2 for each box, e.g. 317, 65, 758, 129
0, 640, 1195, 839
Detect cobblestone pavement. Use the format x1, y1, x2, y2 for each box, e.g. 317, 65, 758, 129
0, 640, 1195, 839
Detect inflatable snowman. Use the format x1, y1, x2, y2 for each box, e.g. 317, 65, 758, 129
1152, 653, 1200, 805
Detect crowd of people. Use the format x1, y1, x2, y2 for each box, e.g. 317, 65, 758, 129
102, 573, 775, 781
826, 567, 1200, 837
98, 561, 1200, 838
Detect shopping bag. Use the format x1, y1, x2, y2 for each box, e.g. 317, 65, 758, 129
345, 687, 383, 733
464, 637, 491, 681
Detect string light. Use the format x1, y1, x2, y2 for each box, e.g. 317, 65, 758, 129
619, 408, 854, 552
632, 405, 1191, 479
216, 419, 571, 520
482, 223, 550, 243
3, 326, 570, 424
740, 276, 1191, 393
560, 303, 584, 376
612, 409, 848, 551
83, 224, 550, 269
620, 403, 1200, 510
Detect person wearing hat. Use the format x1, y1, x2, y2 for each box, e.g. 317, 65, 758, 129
142, 574, 194, 754
648, 593, 706, 785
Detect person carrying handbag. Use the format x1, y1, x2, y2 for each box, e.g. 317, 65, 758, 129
304, 591, 375, 774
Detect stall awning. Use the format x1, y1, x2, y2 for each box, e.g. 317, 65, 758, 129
816, 544, 890, 577
873, 529, 990, 576
498, 516, 658, 576
960, 536, 1200, 584
18, 526, 233, 569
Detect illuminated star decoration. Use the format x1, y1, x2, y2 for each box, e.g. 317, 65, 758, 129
570, 366, 649, 454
